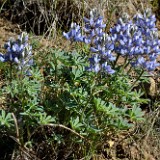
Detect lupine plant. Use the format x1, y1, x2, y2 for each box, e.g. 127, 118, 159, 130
0, 8, 159, 160
0, 32, 54, 159
61, 8, 159, 157
63, 8, 160, 75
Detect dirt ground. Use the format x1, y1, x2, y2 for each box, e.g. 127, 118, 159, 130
0, 18, 20, 45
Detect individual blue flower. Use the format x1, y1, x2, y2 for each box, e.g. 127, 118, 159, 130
0, 53, 5, 62
88, 54, 101, 73
102, 62, 115, 74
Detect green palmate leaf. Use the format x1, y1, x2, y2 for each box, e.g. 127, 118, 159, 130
72, 66, 84, 79
94, 98, 106, 112
71, 52, 87, 80
0, 110, 13, 128
38, 113, 55, 125
94, 98, 121, 115
70, 116, 84, 131
4, 80, 19, 98
50, 61, 56, 70
115, 117, 134, 130
129, 105, 145, 121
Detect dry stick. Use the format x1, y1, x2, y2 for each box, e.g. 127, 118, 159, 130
44, 123, 86, 140
130, 70, 144, 90
11, 113, 20, 141
30, 123, 90, 143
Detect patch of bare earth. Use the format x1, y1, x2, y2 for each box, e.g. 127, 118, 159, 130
0, 18, 20, 46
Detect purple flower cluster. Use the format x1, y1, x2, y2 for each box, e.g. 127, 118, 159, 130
110, 9, 160, 71
83, 12, 115, 74
63, 8, 160, 73
63, 10, 115, 74
0, 32, 33, 74
63, 23, 83, 42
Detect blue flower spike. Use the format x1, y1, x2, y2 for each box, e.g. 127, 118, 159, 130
0, 32, 33, 75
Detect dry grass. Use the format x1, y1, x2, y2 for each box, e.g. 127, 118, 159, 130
130, 110, 160, 160
0, 0, 154, 38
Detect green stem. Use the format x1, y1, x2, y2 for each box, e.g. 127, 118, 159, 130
9, 62, 13, 109
123, 56, 130, 68
113, 54, 120, 69
127, 65, 133, 75
53, 53, 58, 82
130, 70, 144, 90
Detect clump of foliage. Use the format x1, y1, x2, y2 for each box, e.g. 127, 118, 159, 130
0, 8, 159, 160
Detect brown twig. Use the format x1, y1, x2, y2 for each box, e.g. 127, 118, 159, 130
47, 123, 84, 139
30, 123, 90, 143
